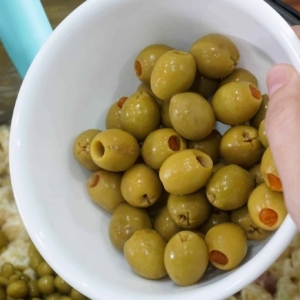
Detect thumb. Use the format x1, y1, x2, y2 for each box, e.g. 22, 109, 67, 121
265, 64, 300, 230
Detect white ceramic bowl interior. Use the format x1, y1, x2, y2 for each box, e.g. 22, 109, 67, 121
9, 0, 300, 299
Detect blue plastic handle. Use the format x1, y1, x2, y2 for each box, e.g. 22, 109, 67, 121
0, 0, 53, 78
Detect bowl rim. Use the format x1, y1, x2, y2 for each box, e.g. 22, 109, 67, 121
9, 0, 300, 299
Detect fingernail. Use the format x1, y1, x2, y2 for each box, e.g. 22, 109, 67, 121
267, 65, 291, 96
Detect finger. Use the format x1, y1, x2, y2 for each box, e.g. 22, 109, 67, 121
292, 25, 300, 39
265, 64, 300, 229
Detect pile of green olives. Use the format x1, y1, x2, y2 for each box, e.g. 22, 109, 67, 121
0, 242, 87, 300
73, 33, 286, 287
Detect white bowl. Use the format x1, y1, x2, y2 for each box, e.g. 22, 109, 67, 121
9, 0, 300, 299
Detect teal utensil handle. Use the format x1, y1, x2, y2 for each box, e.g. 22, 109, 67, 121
0, 0, 53, 78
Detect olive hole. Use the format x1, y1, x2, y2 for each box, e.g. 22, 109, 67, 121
168, 135, 181, 151
267, 173, 282, 191
141, 194, 151, 205
172, 50, 188, 56
259, 208, 278, 227
249, 84, 262, 100
207, 193, 216, 204
196, 156, 211, 168
93, 140, 105, 159
117, 96, 128, 108
87, 174, 100, 188
135, 60, 142, 77
209, 250, 228, 265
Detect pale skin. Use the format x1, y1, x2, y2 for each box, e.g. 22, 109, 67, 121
265, 26, 300, 230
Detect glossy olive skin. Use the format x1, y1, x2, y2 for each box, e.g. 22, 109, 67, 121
169, 92, 215, 141
190, 73, 219, 100
249, 164, 264, 186
121, 91, 160, 141
259, 120, 269, 148
73, 129, 101, 171
159, 149, 213, 195
160, 101, 173, 128
188, 129, 222, 164
124, 229, 167, 279
164, 231, 209, 286
86, 170, 125, 213
248, 183, 287, 231
260, 147, 282, 192
90, 129, 139, 172
105, 102, 123, 130
136, 83, 163, 107
134, 44, 173, 85
190, 34, 240, 79
220, 125, 264, 169
206, 164, 255, 210
154, 206, 181, 241
212, 82, 262, 125
121, 164, 162, 208
205, 223, 247, 271
142, 128, 187, 170
200, 209, 230, 234
167, 190, 212, 229
108, 203, 152, 250
219, 68, 258, 87
231, 205, 271, 241
250, 94, 269, 129
150, 50, 196, 101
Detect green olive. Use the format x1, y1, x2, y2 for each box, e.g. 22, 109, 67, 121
136, 83, 163, 107
153, 206, 182, 241
200, 209, 230, 234
86, 170, 125, 213
248, 183, 286, 231
90, 129, 139, 172
73, 129, 102, 171
212, 82, 262, 125
249, 164, 264, 186
54, 275, 71, 294
37, 275, 55, 295
108, 203, 152, 251
188, 129, 222, 164
141, 128, 187, 170
134, 44, 173, 85
206, 164, 255, 210
190, 34, 240, 79
28, 279, 41, 297
6, 280, 28, 298
260, 147, 282, 192
159, 149, 213, 195
169, 92, 215, 141
219, 68, 258, 87
231, 205, 272, 241
70, 288, 87, 300
37, 261, 54, 277
167, 190, 212, 229
164, 231, 208, 286
151, 50, 196, 101
190, 73, 219, 100
250, 94, 269, 129
105, 98, 127, 130
219, 125, 264, 169
146, 189, 169, 218
258, 120, 269, 148
124, 229, 167, 279
121, 164, 162, 207
205, 223, 247, 271
160, 101, 173, 128
212, 163, 226, 174
1, 263, 14, 279
121, 91, 160, 141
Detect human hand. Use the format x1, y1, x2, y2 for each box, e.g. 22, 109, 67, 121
265, 26, 300, 230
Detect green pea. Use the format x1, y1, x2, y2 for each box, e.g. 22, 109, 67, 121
28, 279, 41, 297
9, 270, 22, 283
70, 288, 87, 300
31, 298, 42, 300
20, 273, 30, 282
38, 275, 55, 295
60, 297, 73, 300
37, 261, 54, 277
54, 275, 71, 294
0, 232, 8, 250
6, 280, 28, 298
0, 263, 14, 278
44, 293, 61, 300
30, 253, 44, 271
